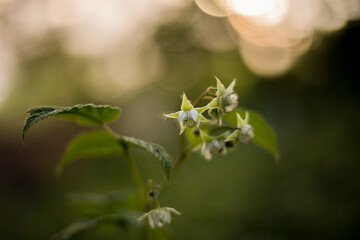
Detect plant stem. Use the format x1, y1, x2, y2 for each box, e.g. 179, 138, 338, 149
102, 124, 120, 137
193, 86, 216, 106
103, 124, 147, 206
159, 136, 191, 195
123, 144, 147, 204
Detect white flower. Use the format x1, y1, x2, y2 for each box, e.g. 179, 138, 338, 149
138, 207, 181, 228
164, 93, 209, 134
201, 139, 226, 160
199, 130, 227, 160
225, 112, 254, 144
178, 108, 199, 128
239, 123, 254, 143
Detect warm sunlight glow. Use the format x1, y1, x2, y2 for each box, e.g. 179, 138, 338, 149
195, 0, 360, 76
194, 0, 228, 17
227, 0, 288, 25
0, 0, 191, 109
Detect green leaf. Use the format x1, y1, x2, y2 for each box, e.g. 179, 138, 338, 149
56, 131, 123, 174
223, 110, 279, 161
51, 210, 142, 240
22, 104, 121, 141
118, 136, 172, 182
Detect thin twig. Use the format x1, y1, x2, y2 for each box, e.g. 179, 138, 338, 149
192, 86, 216, 106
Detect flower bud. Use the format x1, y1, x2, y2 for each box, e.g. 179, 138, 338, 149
207, 77, 238, 116
239, 123, 254, 143
148, 188, 160, 199
219, 90, 238, 113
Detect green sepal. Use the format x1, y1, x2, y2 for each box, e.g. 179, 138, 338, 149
199, 114, 209, 122
236, 112, 249, 128
181, 93, 194, 111
195, 106, 209, 114
200, 130, 215, 142
207, 98, 219, 109
215, 76, 226, 96
164, 111, 180, 119
226, 79, 236, 91
225, 130, 240, 143
179, 125, 186, 135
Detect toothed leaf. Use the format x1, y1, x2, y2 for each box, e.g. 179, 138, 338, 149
118, 136, 172, 182
22, 104, 121, 141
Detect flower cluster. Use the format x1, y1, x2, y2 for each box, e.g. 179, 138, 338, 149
139, 77, 257, 229
164, 77, 254, 161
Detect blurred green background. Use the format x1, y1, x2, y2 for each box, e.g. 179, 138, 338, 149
1, 0, 360, 239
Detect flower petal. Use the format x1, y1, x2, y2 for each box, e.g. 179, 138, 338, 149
178, 111, 186, 123
189, 109, 199, 122
160, 209, 171, 223
151, 212, 160, 227
206, 98, 219, 110
148, 215, 155, 228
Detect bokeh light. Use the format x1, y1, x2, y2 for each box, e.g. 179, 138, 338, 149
1, 0, 359, 109
0, 0, 191, 109
195, 0, 360, 76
